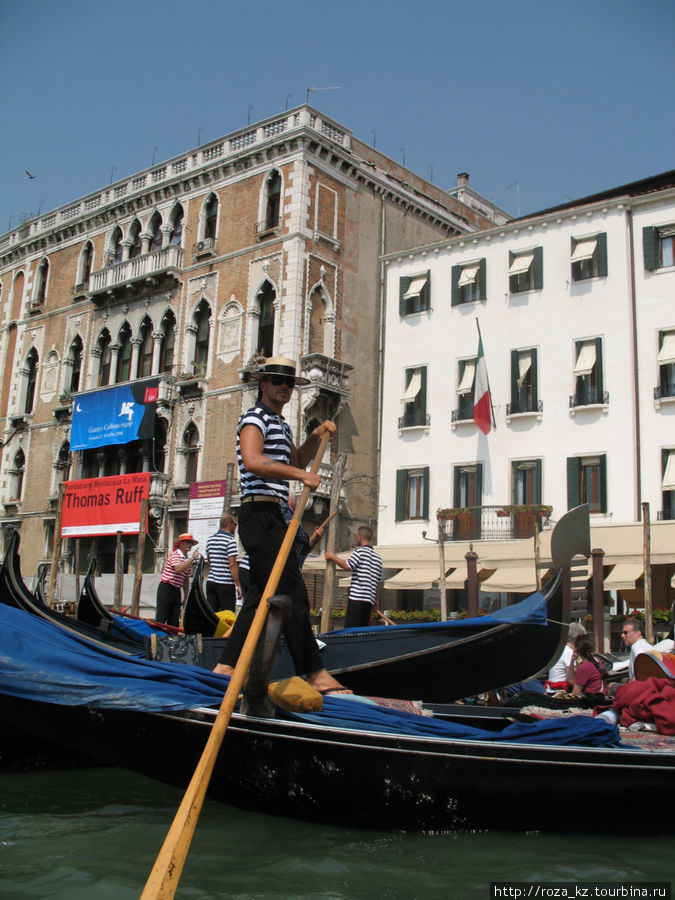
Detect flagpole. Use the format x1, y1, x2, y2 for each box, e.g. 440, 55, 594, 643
475, 318, 496, 430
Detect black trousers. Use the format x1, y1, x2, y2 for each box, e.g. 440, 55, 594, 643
219, 501, 323, 675
206, 581, 236, 613
155, 581, 182, 628
345, 599, 373, 629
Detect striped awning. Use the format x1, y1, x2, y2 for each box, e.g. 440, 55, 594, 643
604, 563, 643, 591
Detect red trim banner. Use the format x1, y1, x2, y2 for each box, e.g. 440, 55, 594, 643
61, 472, 150, 538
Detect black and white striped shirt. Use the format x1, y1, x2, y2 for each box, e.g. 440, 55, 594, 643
347, 545, 383, 605
205, 530, 237, 585
237, 402, 292, 500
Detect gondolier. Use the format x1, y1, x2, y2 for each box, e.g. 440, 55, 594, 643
205, 515, 241, 612
326, 526, 383, 628
156, 533, 200, 627
214, 357, 349, 694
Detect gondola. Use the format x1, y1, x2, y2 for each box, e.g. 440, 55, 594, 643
0, 600, 673, 834
0, 506, 589, 702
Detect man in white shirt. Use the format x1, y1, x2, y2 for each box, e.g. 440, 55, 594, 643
621, 618, 653, 679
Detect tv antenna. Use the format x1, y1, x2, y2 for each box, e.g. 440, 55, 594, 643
305, 85, 341, 104
506, 180, 521, 217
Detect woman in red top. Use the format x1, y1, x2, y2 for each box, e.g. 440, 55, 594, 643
567, 634, 608, 704
155, 533, 200, 627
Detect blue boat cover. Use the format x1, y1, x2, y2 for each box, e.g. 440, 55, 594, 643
0, 605, 621, 748
326, 587, 550, 637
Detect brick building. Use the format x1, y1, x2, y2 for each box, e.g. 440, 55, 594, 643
0, 105, 504, 579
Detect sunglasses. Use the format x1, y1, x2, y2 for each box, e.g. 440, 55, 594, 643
268, 375, 295, 387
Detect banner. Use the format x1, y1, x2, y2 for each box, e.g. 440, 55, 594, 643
69, 378, 159, 452
187, 481, 227, 552
61, 472, 150, 537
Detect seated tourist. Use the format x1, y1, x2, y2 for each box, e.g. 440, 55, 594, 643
545, 622, 587, 693
567, 634, 608, 705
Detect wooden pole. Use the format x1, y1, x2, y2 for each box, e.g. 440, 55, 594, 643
140, 433, 331, 900
533, 528, 541, 592
113, 531, 124, 611
320, 453, 345, 633
46, 483, 66, 609
131, 498, 148, 618
437, 516, 447, 621
466, 547, 479, 618
642, 501, 653, 643
591, 547, 605, 653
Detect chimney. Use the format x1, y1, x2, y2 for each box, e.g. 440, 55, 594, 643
457, 173, 469, 188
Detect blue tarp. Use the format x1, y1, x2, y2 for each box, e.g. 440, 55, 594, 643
0, 604, 621, 747
326, 586, 550, 638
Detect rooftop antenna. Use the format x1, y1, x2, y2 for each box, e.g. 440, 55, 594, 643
152, 146, 158, 166
285, 93, 292, 111
401, 147, 406, 166
197, 126, 204, 147
371, 129, 376, 148
428, 164, 434, 184
110, 165, 117, 184
506, 180, 521, 217
305, 85, 341, 104
247, 105, 253, 125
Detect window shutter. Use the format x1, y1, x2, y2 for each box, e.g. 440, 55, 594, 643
595, 337, 604, 395
451, 266, 461, 306
475, 463, 483, 506
643, 227, 659, 271
533, 246, 543, 290
535, 459, 542, 504
399, 277, 410, 316
423, 269, 431, 311
478, 258, 487, 301
511, 460, 519, 503
596, 232, 608, 277
420, 367, 427, 416
395, 470, 407, 521
531, 349, 538, 404
599, 455, 607, 514
453, 466, 461, 508
508, 251, 515, 293
421, 467, 430, 519
567, 457, 581, 510
510, 350, 519, 406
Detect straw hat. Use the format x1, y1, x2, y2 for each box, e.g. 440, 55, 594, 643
249, 356, 309, 386
176, 533, 198, 545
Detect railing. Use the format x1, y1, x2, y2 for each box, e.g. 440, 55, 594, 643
654, 384, 675, 400
437, 504, 552, 542
506, 399, 543, 415
451, 406, 474, 422
569, 389, 609, 408
254, 218, 281, 236
89, 245, 183, 294
398, 411, 430, 429
301, 353, 353, 393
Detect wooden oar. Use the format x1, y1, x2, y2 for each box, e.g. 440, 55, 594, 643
140, 432, 331, 899
317, 509, 337, 531
374, 608, 397, 626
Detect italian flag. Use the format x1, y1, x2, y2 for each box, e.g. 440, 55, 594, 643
473, 333, 492, 435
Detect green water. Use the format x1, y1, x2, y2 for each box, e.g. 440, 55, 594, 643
0, 767, 672, 899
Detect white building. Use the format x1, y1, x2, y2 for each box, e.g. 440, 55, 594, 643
377, 171, 675, 608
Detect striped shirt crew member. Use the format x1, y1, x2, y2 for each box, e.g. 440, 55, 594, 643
160, 549, 192, 589
347, 545, 384, 605
237, 403, 293, 499
205, 530, 238, 584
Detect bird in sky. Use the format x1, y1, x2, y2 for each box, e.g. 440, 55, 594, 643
25, 170, 35, 179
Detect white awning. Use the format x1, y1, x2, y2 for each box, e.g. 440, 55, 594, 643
571, 239, 597, 262
657, 332, 675, 365
458, 264, 479, 287
663, 450, 675, 491
457, 360, 476, 395
604, 563, 643, 591
401, 370, 422, 404
517, 351, 532, 387
574, 341, 596, 376
444, 567, 469, 587
383, 566, 441, 590
480, 566, 537, 593
403, 275, 428, 300
508, 253, 534, 275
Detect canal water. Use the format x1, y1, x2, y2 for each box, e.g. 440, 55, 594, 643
0, 766, 671, 899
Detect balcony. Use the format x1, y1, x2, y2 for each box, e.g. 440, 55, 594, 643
254, 218, 281, 240
192, 237, 216, 259
398, 410, 430, 430
437, 504, 552, 542
88, 245, 183, 302
654, 383, 675, 409
300, 353, 353, 419
569, 388, 609, 410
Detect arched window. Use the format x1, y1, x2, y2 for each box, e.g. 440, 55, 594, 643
80, 242, 94, 285
308, 287, 326, 355
68, 335, 83, 394
115, 324, 132, 383
129, 221, 142, 259
137, 317, 154, 378
257, 281, 275, 357
35, 258, 49, 306
97, 329, 112, 386
10, 448, 25, 500
149, 213, 163, 252
203, 194, 218, 240
183, 423, 199, 484
159, 311, 176, 374
193, 301, 211, 375
24, 348, 39, 414
169, 205, 184, 246
109, 228, 123, 265
265, 170, 282, 229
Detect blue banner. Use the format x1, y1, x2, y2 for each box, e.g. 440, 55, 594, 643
70, 379, 159, 451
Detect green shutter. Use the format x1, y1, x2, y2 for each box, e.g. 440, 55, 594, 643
663, 448, 670, 476
423, 269, 431, 311
478, 258, 487, 301
395, 470, 407, 521
643, 226, 659, 271
421, 466, 430, 519
508, 250, 515, 293
599, 455, 607, 514
567, 457, 581, 510
451, 266, 461, 306
533, 246, 543, 290
453, 466, 461, 508
531, 348, 538, 404
399, 277, 410, 316
535, 459, 542, 504
420, 367, 427, 417
475, 464, 483, 506
596, 232, 608, 277
510, 350, 519, 407
595, 337, 604, 395
511, 461, 519, 504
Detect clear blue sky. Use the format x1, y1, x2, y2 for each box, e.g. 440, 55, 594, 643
1, 0, 673, 232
